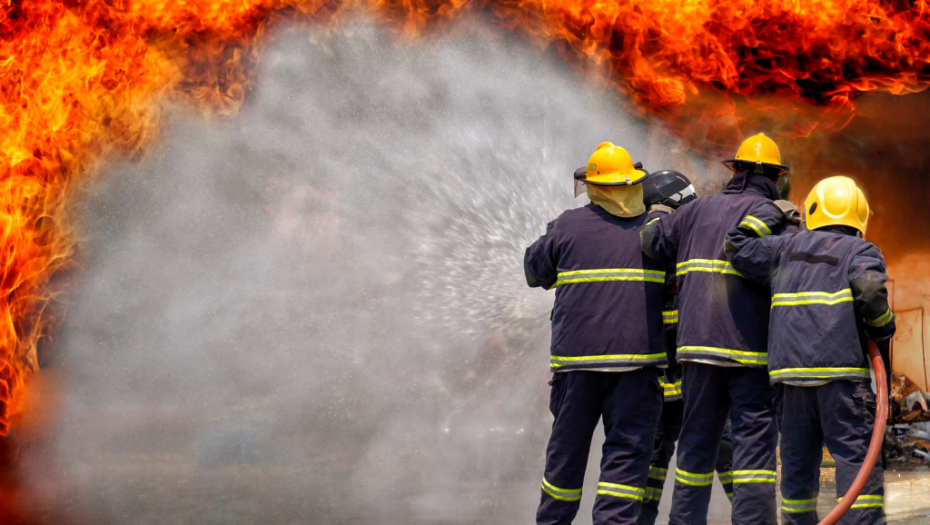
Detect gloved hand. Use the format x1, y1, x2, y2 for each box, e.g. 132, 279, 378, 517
647, 203, 675, 215
772, 200, 801, 225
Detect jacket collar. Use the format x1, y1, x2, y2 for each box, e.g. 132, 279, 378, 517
722, 171, 779, 200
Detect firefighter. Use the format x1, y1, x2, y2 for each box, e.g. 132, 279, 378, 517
724, 176, 894, 525
640, 133, 798, 525
526, 142, 667, 525
635, 171, 735, 525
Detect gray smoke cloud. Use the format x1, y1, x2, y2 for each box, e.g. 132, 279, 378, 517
6, 20, 719, 525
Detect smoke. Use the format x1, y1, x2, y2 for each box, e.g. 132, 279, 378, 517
4, 20, 711, 525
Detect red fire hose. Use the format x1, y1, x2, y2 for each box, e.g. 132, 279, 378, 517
817, 339, 888, 525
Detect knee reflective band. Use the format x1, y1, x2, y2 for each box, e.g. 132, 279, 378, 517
717, 471, 733, 485
865, 308, 894, 328
554, 268, 665, 286
676, 259, 743, 277
837, 494, 884, 509
644, 486, 663, 502
675, 468, 714, 487
782, 497, 818, 513
731, 470, 777, 483
648, 466, 668, 482
676, 346, 767, 366
596, 482, 645, 501
739, 215, 772, 237
662, 309, 678, 325
541, 477, 582, 502
770, 289, 852, 307
658, 378, 682, 399
769, 367, 870, 381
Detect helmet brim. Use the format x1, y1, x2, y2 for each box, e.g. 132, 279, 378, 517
583, 169, 649, 186
721, 159, 790, 175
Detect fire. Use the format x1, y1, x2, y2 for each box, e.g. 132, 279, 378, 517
2, 0, 930, 435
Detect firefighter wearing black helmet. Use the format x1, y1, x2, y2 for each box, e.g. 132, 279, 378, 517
640, 134, 799, 525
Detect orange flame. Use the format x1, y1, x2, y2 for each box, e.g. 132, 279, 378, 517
2, 0, 930, 435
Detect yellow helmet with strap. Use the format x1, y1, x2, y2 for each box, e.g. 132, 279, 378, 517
722, 133, 790, 178
583, 142, 647, 186
804, 176, 870, 235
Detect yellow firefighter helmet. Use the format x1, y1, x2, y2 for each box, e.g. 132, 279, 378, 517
804, 176, 870, 235
721, 133, 790, 177
583, 142, 647, 186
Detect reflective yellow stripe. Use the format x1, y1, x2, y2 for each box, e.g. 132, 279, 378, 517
541, 477, 582, 502
782, 497, 818, 513
678, 346, 767, 365
731, 469, 776, 483
771, 289, 853, 307
676, 259, 743, 277
716, 471, 733, 485
644, 486, 663, 501
555, 268, 665, 286
648, 466, 668, 481
551, 352, 667, 368
659, 377, 682, 398
596, 481, 645, 501
662, 310, 678, 324
865, 308, 894, 328
675, 468, 714, 487
770, 367, 870, 380
740, 215, 772, 237
838, 494, 884, 509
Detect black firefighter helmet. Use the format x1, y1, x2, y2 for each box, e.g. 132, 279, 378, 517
642, 170, 697, 210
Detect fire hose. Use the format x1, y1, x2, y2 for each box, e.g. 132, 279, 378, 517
817, 339, 888, 525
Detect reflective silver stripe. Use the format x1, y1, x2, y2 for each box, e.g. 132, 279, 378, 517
782, 497, 818, 513
739, 215, 772, 237
838, 494, 884, 509
648, 466, 668, 482
662, 310, 678, 324
770, 367, 870, 380
677, 346, 767, 366
596, 481, 644, 501
541, 477, 581, 502
865, 308, 894, 328
551, 353, 667, 368
716, 470, 733, 485
644, 486, 663, 501
555, 268, 665, 286
771, 289, 853, 307
731, 470, 776, 483
676, 259, 743, 277
675, 468, 714, 487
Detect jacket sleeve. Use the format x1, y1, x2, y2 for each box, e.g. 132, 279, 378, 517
524, 221, 559, 289
641, 206, 683, 263
724, 203, 790, 286
848, 243, 895, 342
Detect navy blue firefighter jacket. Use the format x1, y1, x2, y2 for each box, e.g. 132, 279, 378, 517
724, 202, 895, 384
639, 172, 798, 368
524, 203, 669, 372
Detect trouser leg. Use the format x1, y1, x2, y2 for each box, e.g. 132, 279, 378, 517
778, 385, 823, 525
595, 367, 663, 525
537, 372, 604, 525
668, 363, 730, 525
821, 381, 885, 525
715, 417, 734, 504
637, 399, 683, 525
728, 367, 778, 525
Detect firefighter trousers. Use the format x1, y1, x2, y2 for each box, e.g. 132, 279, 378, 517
668, 362, 778, 525
537, 368, 663, 525
637, 402, 734, 525
778, 381, 885, 525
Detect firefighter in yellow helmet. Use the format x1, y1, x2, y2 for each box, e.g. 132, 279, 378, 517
526, 142, 668, 524
725, 175, 893, 524
640, 133, 799, 525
